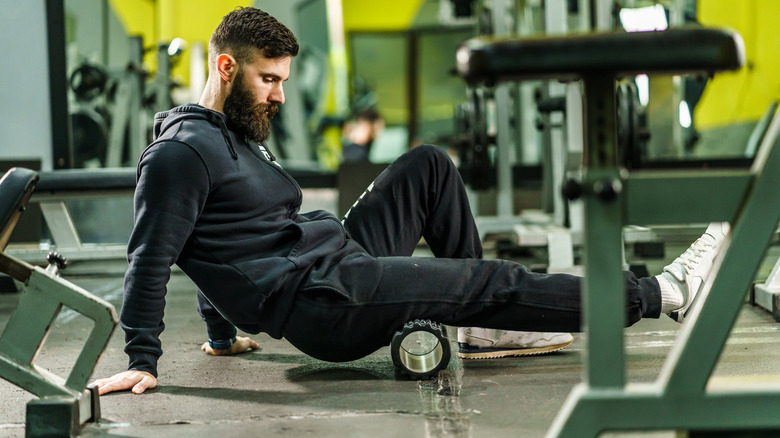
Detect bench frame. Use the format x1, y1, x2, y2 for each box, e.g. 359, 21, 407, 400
0, 168, 118, 437
457, 28, 780, 436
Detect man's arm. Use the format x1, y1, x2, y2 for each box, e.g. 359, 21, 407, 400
196, 289, 261, 355
97, 141, 210, 394
197, 288, 237, 341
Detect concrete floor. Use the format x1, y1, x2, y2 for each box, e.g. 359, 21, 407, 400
1, 243, 779, 438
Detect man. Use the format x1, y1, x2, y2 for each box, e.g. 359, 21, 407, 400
94, 7, 726, 395
341, 107, 384, 163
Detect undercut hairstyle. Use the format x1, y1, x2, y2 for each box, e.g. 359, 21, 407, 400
209, 7, 299, 67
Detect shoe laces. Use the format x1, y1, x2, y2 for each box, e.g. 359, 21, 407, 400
670, 235, 716, 275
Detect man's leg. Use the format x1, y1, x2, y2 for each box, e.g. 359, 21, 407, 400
341, 145, 573, 358
342, 144, 481, 259
284, 218, 727, 363
283, 255, 660, 362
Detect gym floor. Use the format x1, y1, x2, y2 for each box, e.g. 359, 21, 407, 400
1, 241, 779, 438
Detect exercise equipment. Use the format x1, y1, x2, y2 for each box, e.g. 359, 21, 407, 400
4, 166, 339, 265
0, 167, 118, 437
458, 26, 780, 437
391, 320, 451, 380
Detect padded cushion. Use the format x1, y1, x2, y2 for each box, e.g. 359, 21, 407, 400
35, 168, 136, 193
0, 168, 39, 250
457, 27, 745, 83
33, 167, 338, 192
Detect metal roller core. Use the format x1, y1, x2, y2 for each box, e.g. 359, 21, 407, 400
391, 320, 451, 380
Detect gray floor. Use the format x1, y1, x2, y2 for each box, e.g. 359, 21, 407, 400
1, 242, 779, 438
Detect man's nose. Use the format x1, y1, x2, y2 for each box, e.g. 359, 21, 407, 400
269, 85, 285, 105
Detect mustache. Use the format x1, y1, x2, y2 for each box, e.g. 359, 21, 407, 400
254, 102, 279, 119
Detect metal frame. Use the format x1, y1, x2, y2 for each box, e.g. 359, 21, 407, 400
753, 257, 780, 321
0, 252, 118, 436
546, 76, 780, 438
46, 0, 73, 170
0, 168, 118, 436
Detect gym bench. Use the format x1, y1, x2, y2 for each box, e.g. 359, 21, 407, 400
458, 27, 780, 436
5, 166, 339, 264
0, 167, 118, 437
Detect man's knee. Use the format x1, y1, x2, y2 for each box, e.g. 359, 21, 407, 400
401, 144, 453, 173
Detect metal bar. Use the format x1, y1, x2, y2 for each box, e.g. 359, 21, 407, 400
0, 289, 61, 365
45, 0, 72, 169
407, 31, 418, 150
581, 76, 625, 389
0, 357, 72, 398
494, 83, 515, 217
549, 383, 780, 437
38, 201, 82, 249
128, 36, 146, 164
0, 251, 33, 282
624, 172, 750, 225
661, 102, 780, 395
24, 270, 118, 391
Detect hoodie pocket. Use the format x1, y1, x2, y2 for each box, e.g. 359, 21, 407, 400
286, 218, 346, 267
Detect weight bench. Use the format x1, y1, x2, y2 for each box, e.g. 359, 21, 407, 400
458, 27, 780, 436
5, 166, 339, 265
4, 168, 137, 263
0, 167, 118, 437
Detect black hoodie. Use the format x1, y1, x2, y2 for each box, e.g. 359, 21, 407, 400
122, 104, 349, 376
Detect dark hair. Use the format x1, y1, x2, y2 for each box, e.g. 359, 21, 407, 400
210, 7, 299, 66
353, 107, 382, 123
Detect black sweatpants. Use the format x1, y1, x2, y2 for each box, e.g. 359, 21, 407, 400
282, 145, 661, 362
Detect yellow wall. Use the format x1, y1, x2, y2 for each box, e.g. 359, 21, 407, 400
109, 0, 253, 85
341, 0, 425, 32
108, 0, 426, 86
696, 0, 780, 129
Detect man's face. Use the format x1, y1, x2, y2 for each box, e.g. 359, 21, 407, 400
223, 53, 291, 143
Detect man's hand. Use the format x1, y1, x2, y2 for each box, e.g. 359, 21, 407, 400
201, 336, 260, 356
92, 370, 157, 395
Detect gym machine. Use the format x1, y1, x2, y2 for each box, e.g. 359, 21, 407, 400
458, 25, 780, 437
457, 0, 655, 273
0, 168, 118, 437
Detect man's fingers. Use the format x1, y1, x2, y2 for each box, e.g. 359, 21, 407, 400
92, 370, 156, 395
131, 375, 157, 394
201, 342, 208, 351
249, 339, 260, 350
95, 378, 117, 396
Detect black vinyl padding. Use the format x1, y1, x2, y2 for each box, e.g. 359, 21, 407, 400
33, 166, 337, 192
35, 168, 137, 192
0, 168, 39, 246
457, 27, 745, 83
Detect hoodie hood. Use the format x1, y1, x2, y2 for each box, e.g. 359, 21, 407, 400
153, 104, 238, 159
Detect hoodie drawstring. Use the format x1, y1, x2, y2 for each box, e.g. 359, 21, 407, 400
213, 115, 239, 160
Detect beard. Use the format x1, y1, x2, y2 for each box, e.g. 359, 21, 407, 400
223, 70, 279, 143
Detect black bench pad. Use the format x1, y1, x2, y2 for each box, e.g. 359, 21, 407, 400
0, 168, 39, 248
35, 168, 136, 193
457, 27, 744, 83
33, 166, 337, 193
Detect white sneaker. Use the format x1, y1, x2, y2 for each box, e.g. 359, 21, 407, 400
457, 327, 573, 359
662, 222, 729, 323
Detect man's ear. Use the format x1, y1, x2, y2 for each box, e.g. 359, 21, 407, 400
216, 53, 238, 83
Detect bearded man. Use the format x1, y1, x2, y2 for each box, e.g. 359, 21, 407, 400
94, 7, 718, 396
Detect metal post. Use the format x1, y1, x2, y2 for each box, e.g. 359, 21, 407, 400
128, 36, 146, 164
581, 75, 625, 388
491, 0, 516, 217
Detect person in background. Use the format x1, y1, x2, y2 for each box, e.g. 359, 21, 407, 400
342, 107, 385, 163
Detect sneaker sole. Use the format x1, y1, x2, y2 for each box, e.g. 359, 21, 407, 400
457, 339, 574, 359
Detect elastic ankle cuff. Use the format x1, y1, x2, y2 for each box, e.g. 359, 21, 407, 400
657, 273, 683, 313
